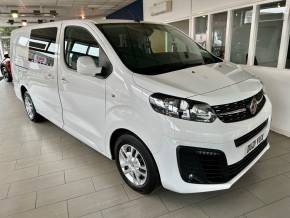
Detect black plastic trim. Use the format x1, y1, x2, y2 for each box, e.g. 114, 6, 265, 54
234, 119, 268, 147
212, 89, 266, 123
176, 138, 268, 184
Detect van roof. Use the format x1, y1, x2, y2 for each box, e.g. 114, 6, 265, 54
94, 19, 167, 25
14, 19, 164, 29
10, 19, 166, 35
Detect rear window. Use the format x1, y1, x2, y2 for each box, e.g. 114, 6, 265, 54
28, 27, 57, 67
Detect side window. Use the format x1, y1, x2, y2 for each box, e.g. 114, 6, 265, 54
28, 27, 57, 67
64, 26, 100, 70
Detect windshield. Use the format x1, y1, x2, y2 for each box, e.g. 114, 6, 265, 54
96, 23, 222, 75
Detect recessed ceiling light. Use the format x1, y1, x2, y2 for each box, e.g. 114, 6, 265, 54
11, 10, 18, 18
21, 20, 27, 26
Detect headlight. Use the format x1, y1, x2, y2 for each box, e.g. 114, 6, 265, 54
149, 93, 216, 123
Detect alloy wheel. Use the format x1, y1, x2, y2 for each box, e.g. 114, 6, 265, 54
24, 96, 34, 119
119, 144, 148, 186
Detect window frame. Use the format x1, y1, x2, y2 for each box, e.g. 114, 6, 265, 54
28, 27, 58, 67
255, 1, 286, 67
63, 25, 101, 71
278, 0, 290, 69
191, 0, 290, 69
211, 11, 228, 59
63, 25, 113, 78
194, 15, 208, 48
229, 6, 253, 64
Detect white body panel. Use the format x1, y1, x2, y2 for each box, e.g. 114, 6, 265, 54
10, 20, 272, 193
11, 22, 63, 127
57, 22, 106, 152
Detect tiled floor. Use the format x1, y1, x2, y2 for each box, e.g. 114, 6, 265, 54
0, 81, 290, 218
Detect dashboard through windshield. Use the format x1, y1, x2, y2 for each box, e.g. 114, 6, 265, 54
96, 23, 221, 75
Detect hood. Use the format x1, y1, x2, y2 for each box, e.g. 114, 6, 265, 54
133, 62, 254, 98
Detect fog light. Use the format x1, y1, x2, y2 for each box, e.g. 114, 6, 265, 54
188, 173, 194, 181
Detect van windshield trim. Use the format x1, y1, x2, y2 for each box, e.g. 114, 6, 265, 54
96, 23, 221, 75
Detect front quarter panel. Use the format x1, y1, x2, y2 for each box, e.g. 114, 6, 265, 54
104, 69, 173, 159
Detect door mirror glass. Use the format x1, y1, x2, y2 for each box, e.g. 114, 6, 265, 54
77, 56, 102, 76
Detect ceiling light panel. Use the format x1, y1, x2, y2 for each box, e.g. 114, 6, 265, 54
0, 0, 136, 24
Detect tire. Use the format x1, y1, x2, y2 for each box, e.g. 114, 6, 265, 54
0, 66, 4, 76
6, 75, 12, 82
23, 92, 43, 122
115, 134, 160, 194
7, 74, 12, 82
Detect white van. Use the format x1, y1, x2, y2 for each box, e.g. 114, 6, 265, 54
10, 20, 272, 194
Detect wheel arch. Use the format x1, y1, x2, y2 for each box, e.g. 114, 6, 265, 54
20, 85, 27, 100
109, 128, 158, 166
109, 127, 161, 183
110, 128, 139, 160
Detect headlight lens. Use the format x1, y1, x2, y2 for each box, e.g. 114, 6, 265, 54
149, 93, 216, 123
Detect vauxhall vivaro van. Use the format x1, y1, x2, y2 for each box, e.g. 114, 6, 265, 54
10, 20, 272, 194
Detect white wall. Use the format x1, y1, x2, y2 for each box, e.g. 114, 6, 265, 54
144, 0, 275, 21
144, 0, 191, 22
191, 0, 264, 15
244, 66, 290, 137
144, 0, 290, 137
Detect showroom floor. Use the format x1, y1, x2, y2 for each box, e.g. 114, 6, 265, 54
1, 81, 290, 218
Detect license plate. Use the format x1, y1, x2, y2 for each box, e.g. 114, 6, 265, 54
247, 134, 263, 154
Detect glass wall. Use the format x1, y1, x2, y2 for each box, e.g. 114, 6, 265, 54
286, 36, 290, 68
195, 16, 207, 48
0, 27, 19, 57
282, 1, 290, 68
212, 12, 227, 59
255, 1, 286, 67
169, 19, 189, 35
230, 7, 253, 64
191, 0, 290, 69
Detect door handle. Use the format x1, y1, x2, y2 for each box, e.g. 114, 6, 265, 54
61, 77, 69, 83
47, 73, 54, 79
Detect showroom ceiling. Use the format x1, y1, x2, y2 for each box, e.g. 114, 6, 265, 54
0, 0, 135, 26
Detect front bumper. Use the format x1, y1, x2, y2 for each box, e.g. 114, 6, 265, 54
177, 138, 268, 184
154, 95, 272, 193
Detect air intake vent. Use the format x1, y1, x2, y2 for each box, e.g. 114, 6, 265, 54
177, 138, 268, 184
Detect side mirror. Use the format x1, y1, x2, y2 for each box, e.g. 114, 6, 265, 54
77, 56, 102, 77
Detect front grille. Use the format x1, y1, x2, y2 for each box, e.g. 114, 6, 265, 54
177, 138, 268, 184
212, 89, 266, 123
234, 119, 268, 147
228, 139, 267, 177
